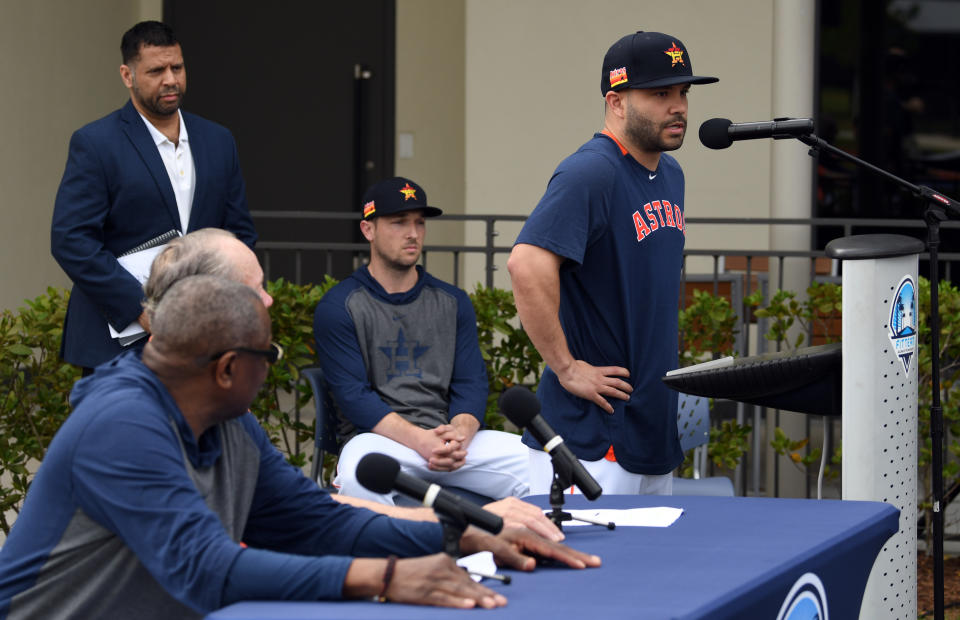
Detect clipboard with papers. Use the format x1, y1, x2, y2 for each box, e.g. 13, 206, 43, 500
109, 229, 181, 346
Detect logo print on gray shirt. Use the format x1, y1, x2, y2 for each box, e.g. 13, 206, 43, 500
379, 328, 430, 381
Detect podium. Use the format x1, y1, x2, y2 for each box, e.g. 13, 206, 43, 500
664, 342, 841, 416
664, 234, 923, 619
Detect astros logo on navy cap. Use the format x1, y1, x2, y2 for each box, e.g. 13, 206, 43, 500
360, 177, 443, 220
601, 31, 717, 95
663, 42, 685, 67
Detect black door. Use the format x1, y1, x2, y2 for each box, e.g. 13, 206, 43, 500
165, 0, 395, 284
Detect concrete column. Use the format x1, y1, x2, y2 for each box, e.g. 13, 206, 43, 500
766, 0, 817, 499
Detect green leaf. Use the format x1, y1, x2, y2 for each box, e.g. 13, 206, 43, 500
7, 344, 33, 356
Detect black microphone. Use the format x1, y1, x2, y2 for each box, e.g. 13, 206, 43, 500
355, 452, 503, 534
499, 386, 603, 500
699, 117, 814, 150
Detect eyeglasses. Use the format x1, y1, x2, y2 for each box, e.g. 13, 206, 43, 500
205, 342, 283, 365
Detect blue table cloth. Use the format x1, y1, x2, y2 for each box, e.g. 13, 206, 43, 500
208, 494, 899, 620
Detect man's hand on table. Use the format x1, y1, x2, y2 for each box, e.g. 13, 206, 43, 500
387, 554, 506, 609
461, 527, 601, 571
482, 496, 564, 541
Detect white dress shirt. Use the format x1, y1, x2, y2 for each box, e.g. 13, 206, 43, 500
139, 110, 195, 232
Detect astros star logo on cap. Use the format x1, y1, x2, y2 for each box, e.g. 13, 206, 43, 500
663, 42, 685, 67
399, 183, 418, 201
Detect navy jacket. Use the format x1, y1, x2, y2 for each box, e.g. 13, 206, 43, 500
0, 351, 441, 618
51, 100, 257, 368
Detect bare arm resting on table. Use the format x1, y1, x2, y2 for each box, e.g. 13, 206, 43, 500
506, 242, 633, 414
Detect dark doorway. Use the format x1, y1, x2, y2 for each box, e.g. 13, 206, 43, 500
815, 0, 960, 280
164, 0, 395, 284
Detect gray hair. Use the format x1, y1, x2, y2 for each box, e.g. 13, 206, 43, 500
149, 275, 266, 360
143, 229, 239, 321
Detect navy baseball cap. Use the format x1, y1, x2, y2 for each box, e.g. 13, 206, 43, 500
601, 31, 718, 95
361, 177, 443, 220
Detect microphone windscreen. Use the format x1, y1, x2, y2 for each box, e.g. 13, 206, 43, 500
499, 385, 541, 427
356, 452, 400, 494
699, 118, 733, 150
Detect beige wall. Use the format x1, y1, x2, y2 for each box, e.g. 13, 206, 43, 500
0, 0, 160, 313
462, 0, 785, 289
395, 0, 466, 285
3, 1, 809, 302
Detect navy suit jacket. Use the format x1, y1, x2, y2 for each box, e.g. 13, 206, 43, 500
51, 100, 258, 368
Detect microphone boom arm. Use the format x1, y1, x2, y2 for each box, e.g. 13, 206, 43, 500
797, 133, 960, 218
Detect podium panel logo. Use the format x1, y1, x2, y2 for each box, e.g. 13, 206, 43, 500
889, 276, 917, 374
777, 572, 828, 620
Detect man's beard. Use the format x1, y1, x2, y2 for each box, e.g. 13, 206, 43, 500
373, 245, 420, 274
624, 106, 685, 153
133, 81, 182, 117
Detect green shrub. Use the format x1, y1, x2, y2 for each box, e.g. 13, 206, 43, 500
250, 276, 338, 469
677, 288, 751, 474
679, 288, 738, 366
0, 287, 80, 534
749, 281, 842, 349
749, 281, 843, 479
470, 285, 542, 431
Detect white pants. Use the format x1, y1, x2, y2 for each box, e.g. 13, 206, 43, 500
527, 447, 673, 496
334, 431, 531, 504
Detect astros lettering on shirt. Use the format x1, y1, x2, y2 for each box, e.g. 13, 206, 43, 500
514, 130, 685, 475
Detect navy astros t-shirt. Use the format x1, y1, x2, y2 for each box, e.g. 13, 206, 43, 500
515, 131, 685, 475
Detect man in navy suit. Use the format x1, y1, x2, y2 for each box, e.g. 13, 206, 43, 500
51, 21, 257, 372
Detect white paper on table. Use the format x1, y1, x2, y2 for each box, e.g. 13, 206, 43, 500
457, 551, 497, 582
107, 244, 170, 342
557, 507, 684, 528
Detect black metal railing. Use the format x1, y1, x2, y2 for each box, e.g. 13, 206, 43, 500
252, 211, 960, 287
256, 210, 960, 497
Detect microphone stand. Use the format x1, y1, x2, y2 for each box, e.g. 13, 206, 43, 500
434, 506, 512, 584
798, 132, 960, 620
436, 508, 469, 557
547, 456, 615, 532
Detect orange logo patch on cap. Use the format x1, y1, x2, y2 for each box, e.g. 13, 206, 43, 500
609, 66, 628, 88
399, 183, 418, 201
664, 42, 685, 67
363, 201, 376, 218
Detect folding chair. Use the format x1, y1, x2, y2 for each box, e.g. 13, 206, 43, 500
302, 367, 340, 488
673, 393, 735, 496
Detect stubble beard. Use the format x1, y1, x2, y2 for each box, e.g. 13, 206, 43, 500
624, 106, 685, 153
373, 243, 420, 275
